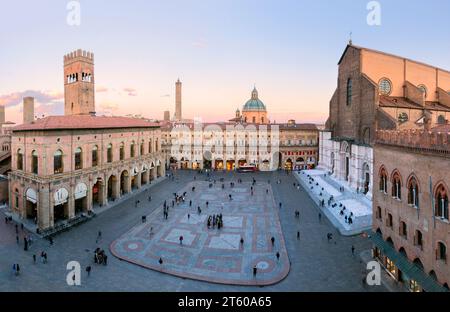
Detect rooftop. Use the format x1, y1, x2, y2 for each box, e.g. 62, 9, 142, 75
12, 115, 160, 132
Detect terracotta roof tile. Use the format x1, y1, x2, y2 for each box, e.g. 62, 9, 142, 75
12, 115, 160, 132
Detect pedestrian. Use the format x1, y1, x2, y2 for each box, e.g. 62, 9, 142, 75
15, 224, 18, 234
179, 236, 183, 245
148, 196, 152, 202
96, 231, 102, 243
86, 266, 91, 277
279, 202, 282, 209
276, 252, 280, 261
33, 254, 36, 264
271, 236, 275, 246
12, 264, 16, 275
240, 237, 244, 246
297, 231, 300, 240
49, 236, 53, 245
16, 264, 20, 275
21, 223, 24, 230
318, 213, 322, 223
351, 245, 355, 256
189, 200, 192, 207
16, 235, 19, 244
104, 255, 108, 265
159, 257, 163, 265
253, 266, 257, 277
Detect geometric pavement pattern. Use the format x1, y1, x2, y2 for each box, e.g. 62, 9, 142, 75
110, 180, 290, 285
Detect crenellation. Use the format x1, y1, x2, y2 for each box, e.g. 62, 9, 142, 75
376, 129, 450, 153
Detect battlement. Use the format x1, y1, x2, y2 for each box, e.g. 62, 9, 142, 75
376, 129, 450, 153
64, 49, 94, 63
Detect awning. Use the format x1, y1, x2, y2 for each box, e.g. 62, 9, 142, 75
26, 188, 37, 204
74, 183, 87, 200
370, 232, 448, 292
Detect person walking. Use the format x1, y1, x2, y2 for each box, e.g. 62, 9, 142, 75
86, 265, 92, 277
96, 231, 102, 243
159, 257, 163, 266
271, 236, 275, 246
297, 231, 300, 240
33, 254, 36, 264
15, 224, 18, 234
318, 212, 322, 223
179, 236, 183, 245
16, 264, 20, 276
148, 196, 152, 202
16, 235, 19, 245
276, 252, 280, 261
253, 266, 257, 277
351, 245, 355, 256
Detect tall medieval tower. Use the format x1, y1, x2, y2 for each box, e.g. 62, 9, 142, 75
175, 79, 182, 120
64, 49, 95, 116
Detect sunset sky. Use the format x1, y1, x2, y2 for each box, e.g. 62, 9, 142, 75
1, 0, 450, 125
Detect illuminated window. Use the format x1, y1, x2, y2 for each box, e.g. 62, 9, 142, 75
17, 149, 24, 171
92, 145, 98, 167
408, 177, 419, 208
75, 147, 83, 170
107, 144, 113, 163
435, 184, 449, 220
54, 150, 64, 174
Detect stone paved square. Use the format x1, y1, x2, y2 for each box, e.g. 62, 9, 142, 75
110, 181, 290, 285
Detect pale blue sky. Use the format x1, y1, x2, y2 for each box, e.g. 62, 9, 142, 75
1, 0, 449, 124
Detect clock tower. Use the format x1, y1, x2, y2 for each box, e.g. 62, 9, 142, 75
64, 49, 95, 116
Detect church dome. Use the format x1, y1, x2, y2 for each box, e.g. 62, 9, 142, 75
242, 87, 267, 112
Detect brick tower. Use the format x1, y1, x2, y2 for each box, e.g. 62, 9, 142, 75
175, 79, 182, 120
64, 49, 95, 115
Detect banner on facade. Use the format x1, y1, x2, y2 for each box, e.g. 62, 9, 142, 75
26, 188, 37, 204
74, 183, 88, 200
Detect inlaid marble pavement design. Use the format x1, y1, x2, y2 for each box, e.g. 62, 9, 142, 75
110, 181, 290, 285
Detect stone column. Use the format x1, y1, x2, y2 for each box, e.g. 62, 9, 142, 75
68, 192, 75, 219
99, 181, 107, 206
39, 186, 51, 230
86, 184, 92, 212
136, 172, 142, 189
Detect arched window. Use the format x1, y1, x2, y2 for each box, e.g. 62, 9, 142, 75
399, 221, 407, 238
130, 141, 135, 158
17, 149, 24, 171
148, 139, 152, 153
437, 115, 446, 124
346, 78, 352, 106
107, 144, 113, 163
31, 150, 38, 174
75, 147, 83, 170
252, 116, 256, 123
414, 230, 423, 249
391, 171, 402, 200
435, 184, 449, 220
379, 167, 388, 193
437, 242, 447, 262
92, 145, 98, 167
119, 142, 125, 160
140, 140, 145, 156
54, 150, 64, 174
407, 176, 419, 208
155, 139, 159, 152
261, 117, 265, 123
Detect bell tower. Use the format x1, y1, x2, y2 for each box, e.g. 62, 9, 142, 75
64, 49, 95, 115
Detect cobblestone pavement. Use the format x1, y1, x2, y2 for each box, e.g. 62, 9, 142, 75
111, 181, 289, 285
0, 170, 387, 292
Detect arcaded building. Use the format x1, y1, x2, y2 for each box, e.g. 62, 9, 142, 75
319, 43, 450, 199
372, 127, 450, 292
8, 50, 164, 233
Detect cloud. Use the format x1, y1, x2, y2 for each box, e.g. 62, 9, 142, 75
123, 88, 137, 96
0, 90, 63, 108
99, 101, 119, 112
96, 86, 108, 93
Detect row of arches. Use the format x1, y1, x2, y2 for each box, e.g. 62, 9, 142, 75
66, 72, 92, 84
379, 166, 448, 220
15, 160, 164, 227
375, 228, 449, 289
